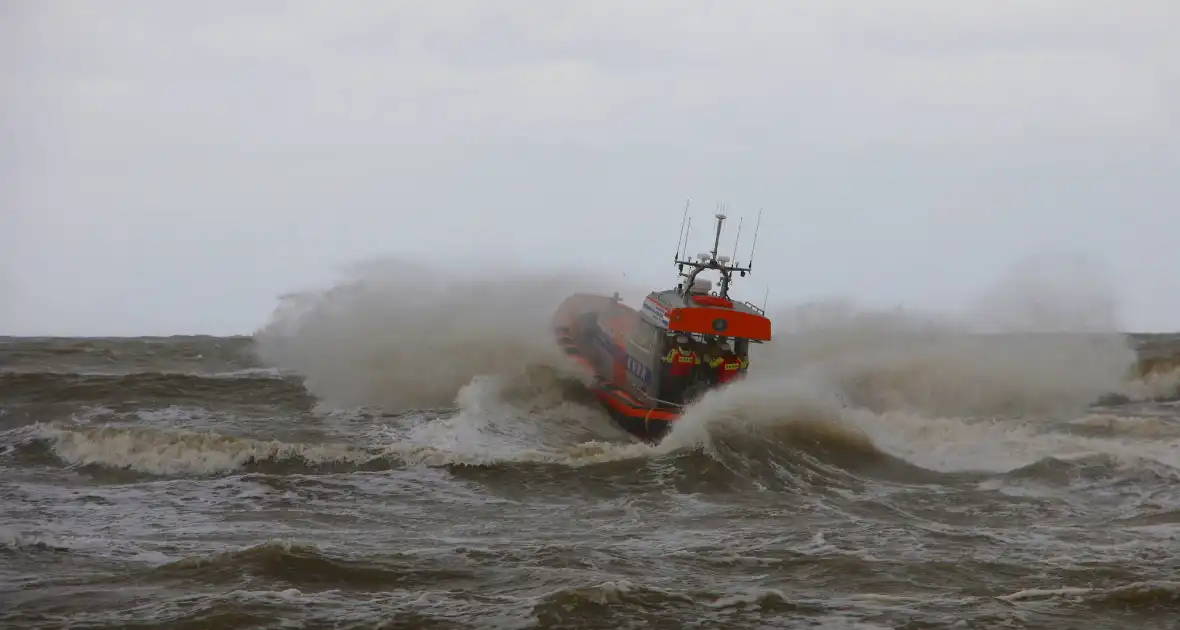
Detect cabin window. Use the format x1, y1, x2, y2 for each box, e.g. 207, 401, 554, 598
628, 320, 660, 353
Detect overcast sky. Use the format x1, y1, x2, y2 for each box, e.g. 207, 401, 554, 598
2, 1, 1178, 336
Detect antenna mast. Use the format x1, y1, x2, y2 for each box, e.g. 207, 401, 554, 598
729, 217, 744, 263
710, 205, 727, 260
747, 208, 762, 270
672, 205, 755, 301
673, 198, 690, 263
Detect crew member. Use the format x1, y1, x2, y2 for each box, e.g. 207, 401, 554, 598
707, 340, 749, 385
661, 335, 699, 404
699, 336, 723, 385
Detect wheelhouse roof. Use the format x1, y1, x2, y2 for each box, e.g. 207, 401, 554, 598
639, 289, 772, 342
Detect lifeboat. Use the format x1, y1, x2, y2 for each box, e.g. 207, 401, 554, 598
551, 207, 772, 442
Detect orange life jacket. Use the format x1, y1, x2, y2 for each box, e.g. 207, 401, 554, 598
709, 354, 748, 383
664, 348, 699, 376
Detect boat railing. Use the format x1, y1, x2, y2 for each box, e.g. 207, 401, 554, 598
741, 301, 766, 315
635, 391, 684, 409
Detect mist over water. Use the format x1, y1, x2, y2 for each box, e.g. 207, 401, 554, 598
253, 259, 639, 411
244, 254, 1174, 482
252, 254, 1144, 464
749, 302, 1136, 419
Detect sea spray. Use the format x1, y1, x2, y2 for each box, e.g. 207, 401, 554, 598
252, 258, 648, 410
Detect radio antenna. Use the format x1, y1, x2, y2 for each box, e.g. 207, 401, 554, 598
673, 198, 690, 263
729, 216, 744, 263
747, 208, 763, 270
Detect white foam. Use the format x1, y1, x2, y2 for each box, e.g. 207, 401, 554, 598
34, 423, 370, 476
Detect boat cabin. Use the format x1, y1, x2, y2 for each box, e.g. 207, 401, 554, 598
562, 209, 771, 412
601, 211, 772, 408
612, 275, 770, 407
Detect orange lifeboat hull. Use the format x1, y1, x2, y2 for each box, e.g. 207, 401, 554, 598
551, 293, 679, 442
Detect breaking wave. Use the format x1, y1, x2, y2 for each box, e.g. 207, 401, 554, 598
237, 255, 1180, 481
746, 252, 1140, 419
14, 423, 374, 476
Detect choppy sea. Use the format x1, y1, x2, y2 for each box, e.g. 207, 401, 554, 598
3, 327, 1179, 629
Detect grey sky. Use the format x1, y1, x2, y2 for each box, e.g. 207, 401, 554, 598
2, 1, 1177, 336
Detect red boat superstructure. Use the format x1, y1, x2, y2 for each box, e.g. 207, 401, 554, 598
552, 205, 772, 442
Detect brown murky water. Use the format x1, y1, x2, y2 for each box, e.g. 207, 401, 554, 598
2, 334, 1179, 629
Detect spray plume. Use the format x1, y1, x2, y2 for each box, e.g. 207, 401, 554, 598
252, 258, 648, 411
